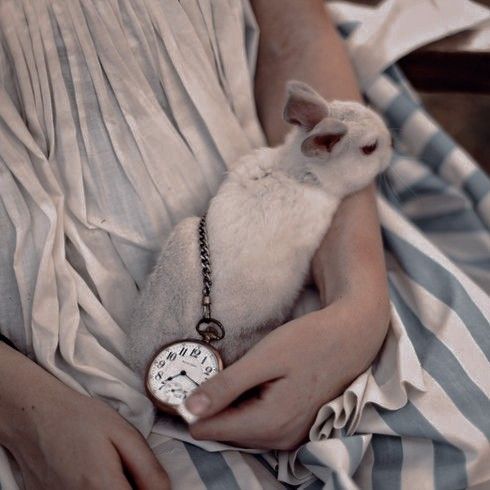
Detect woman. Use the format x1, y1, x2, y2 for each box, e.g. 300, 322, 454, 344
1, 0, 488, 488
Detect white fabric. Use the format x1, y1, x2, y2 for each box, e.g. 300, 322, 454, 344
0, 0, 265, 485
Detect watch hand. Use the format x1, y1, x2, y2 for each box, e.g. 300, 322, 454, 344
169, 370, 188, 381
158, 370, 196, 391
183, 373, 199, 387
158, 372, 183, 389
176, 370, 199, 387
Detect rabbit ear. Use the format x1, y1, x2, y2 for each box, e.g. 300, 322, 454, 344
283, 81, 329, 132
301, 118, 348, 157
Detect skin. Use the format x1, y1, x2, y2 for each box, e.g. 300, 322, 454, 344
0, 0, 390, 486
0, 342, 170, 489
185, 0, 390, 450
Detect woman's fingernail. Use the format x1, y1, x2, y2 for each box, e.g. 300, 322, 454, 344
176, 403, 199, 424
186, 393, 210, 415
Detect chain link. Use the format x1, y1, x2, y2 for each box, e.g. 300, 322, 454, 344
198, 214, 212, 316
196, 215, 225, 342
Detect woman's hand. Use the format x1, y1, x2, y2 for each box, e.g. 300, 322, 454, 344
185, 284, 389, 450
0, 344, 170, 490
185, 182, 391, 450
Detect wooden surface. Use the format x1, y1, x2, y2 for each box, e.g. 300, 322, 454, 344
400, 21, 490, 93
331, 0, 490, 93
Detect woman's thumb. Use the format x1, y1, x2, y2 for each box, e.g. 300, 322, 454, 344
184, 354, 270, 421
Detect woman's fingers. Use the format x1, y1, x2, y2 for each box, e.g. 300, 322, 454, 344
99, 463, 133, 490
98, 443, 134, 490
190, 379, 304, 449
184, 348, 281, 419
112, 429, 171, 490
190, 404, 271, 447
190, 382, 275, 445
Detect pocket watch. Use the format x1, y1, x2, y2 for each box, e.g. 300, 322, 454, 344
145, 215, 225, 422
145, 338, 223, 417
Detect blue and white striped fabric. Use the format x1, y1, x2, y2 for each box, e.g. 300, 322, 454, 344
294, 63, 490, 489
372, 65, 490, 292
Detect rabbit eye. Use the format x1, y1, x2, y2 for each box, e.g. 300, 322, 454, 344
361, 141, 378, 155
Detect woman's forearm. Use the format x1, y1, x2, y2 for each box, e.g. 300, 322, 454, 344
251, 0, 389, 320
0, 342, 38, 448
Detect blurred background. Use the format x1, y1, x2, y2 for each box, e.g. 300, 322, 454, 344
328, 0, 490, 172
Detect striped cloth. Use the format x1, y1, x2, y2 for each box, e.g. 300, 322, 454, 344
0, 2, 488, 489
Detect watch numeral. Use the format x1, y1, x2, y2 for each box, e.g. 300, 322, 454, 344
190, 348, 201, 358
167, 352, 177, 361
204, 366, 213, 374
155, 371, 164, 380
201, 356, 207, 365
179, 347, 188, 356
156, 360, 166, 369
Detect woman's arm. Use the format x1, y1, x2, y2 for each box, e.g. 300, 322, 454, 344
0, 341, 170, 489
184, 0, 390, 449
252, 0, 389, 319
253, 0, 363, 143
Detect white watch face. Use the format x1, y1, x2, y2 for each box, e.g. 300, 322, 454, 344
147, 341, 220, 407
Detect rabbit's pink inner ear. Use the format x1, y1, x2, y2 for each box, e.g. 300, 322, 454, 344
283, 95, 328, 132
301, 132, 345, 156
315, 134, 345, 152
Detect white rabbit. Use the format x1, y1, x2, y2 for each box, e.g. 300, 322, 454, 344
127, 81, 392, 375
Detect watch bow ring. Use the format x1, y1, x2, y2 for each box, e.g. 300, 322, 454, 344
196, 317, 225, 342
